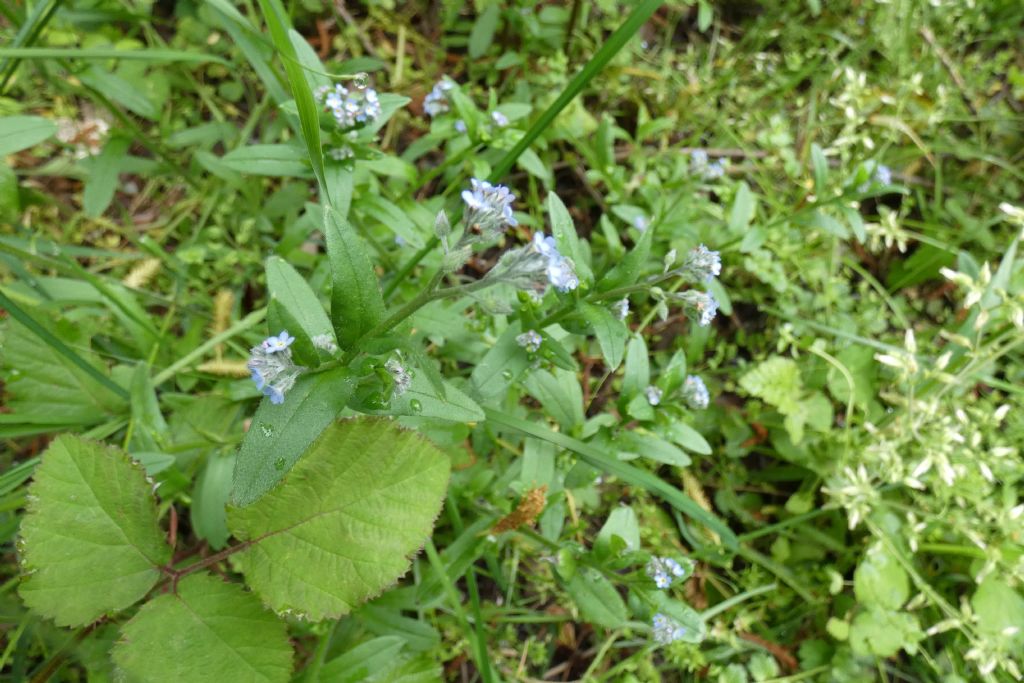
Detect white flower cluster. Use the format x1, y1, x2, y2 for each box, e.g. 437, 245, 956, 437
315, 83, 382, 128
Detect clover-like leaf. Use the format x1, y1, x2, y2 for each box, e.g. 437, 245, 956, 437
228, 417, 450, 620
19, 435, 170, 627
112, 573, 292, 683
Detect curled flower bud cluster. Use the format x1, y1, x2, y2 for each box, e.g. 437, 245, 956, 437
516, 329, 543, 353
675, 290, 719, 326
316, 84, 382, 128
484, 232, 579, 294
652, 613, 688, 645
385, 358, 412, 398
682, 375, 710, 410
646, 556, 686, 589
248, 331, 303, 405
612, 297, 630, 321
424, 78, 455, 117
679, 244, 722, 284
462, 178, 518, 236
531, 233, 579, 293
644, 385, 663, 406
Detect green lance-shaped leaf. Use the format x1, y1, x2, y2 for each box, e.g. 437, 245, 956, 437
0, 115, 57, 156
112, 573, 293, 683
326, 208, 386, 350
18, 435, 171, 627
265, 255, 335, 366
232, 367, 354, 507
229, 418, 451, 621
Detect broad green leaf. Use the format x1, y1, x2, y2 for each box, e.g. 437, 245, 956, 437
79, 67, 158, 120
598, 224, 654, 292
192, 452, 235, 550
468, 2, 500, 59
564, 568, 627, 628
0, 115, 57, 156
581, 303, 627, 370
83, 136, 130, 217
112, 573, 292, 683
620, 430, 690, 467
650, 592, 707, 644
548, 192, 593, 284
229, 418, 451, 620
389, 373, 484, 422
19, 435, 170, 627
665, 422, 712, 455
849, 607, 922, 657
972, 578, 1024, 646
326, 208, 386, 349
854, 542, 910, 610
232, 366, 354, 507
621, 336, 650, 398
265, 256, 334, 365
221, 144, 310, 176
594, 506, 640, 559
728, 182, 756, 233
1, 316, 126, 425
524, 368, 584, 430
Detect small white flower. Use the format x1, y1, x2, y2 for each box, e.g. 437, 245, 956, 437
682, 375, 710, 410
644, 385, 663, 406
612, 297, 630, 320
385, 358, 412, 398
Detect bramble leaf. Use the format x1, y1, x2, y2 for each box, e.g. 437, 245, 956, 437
228, 417, 450, 620
19, 435, 170, 627
112, 573, 292, 683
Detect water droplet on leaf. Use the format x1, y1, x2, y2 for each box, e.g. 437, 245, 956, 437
409, 399, 423, 413
273, 457, 286, 470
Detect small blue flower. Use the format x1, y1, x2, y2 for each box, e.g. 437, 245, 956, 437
516, 329, 543, 353
652, 613, 688, 645
454, 119, 467, 133
424, 79, 455, 117
644, 385, 663, 407
261, 331, 295, 353
875, 164, 892, 186
490, 110, 509, 127
633, 215, 650, 232
612, 297, 630, 320
680, 244, 722, 284
682, 375, 710, 410
690, 149, 708, 171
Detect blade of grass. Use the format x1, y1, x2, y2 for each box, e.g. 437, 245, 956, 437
485, 407, 738, 548
0, 47, 231, 66
382, 0, 664, 298
0, 289, 128, 400
254, 0, 327, 201
0, 0, 62, 94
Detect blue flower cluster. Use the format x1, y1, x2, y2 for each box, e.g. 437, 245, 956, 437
462, 178, 518, 231
690, 149, 726, 179
646, 556, 686, 588
676, 290, 719, 326
423, 78, 454, 117
316, 84, 382, 129
516, 329, 543, 353
652, 613, 688, 645
532, 233, 579, 293
247, 331, 302, 405
682, 375, 710, 410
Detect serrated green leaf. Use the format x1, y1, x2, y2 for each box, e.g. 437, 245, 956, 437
112, 573, 292, 683
564, 568, 627, 628
0, 115, 57, 156
739, 356, 802, 415
854, 542, 909, 610
19, 435, 170, 627
326, 208, 386, 349
1, 316, 127, 425
229, 418, 450, 620
231, 367, 354, 507
581, 303, 627, 370
849, 607, 922, 657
